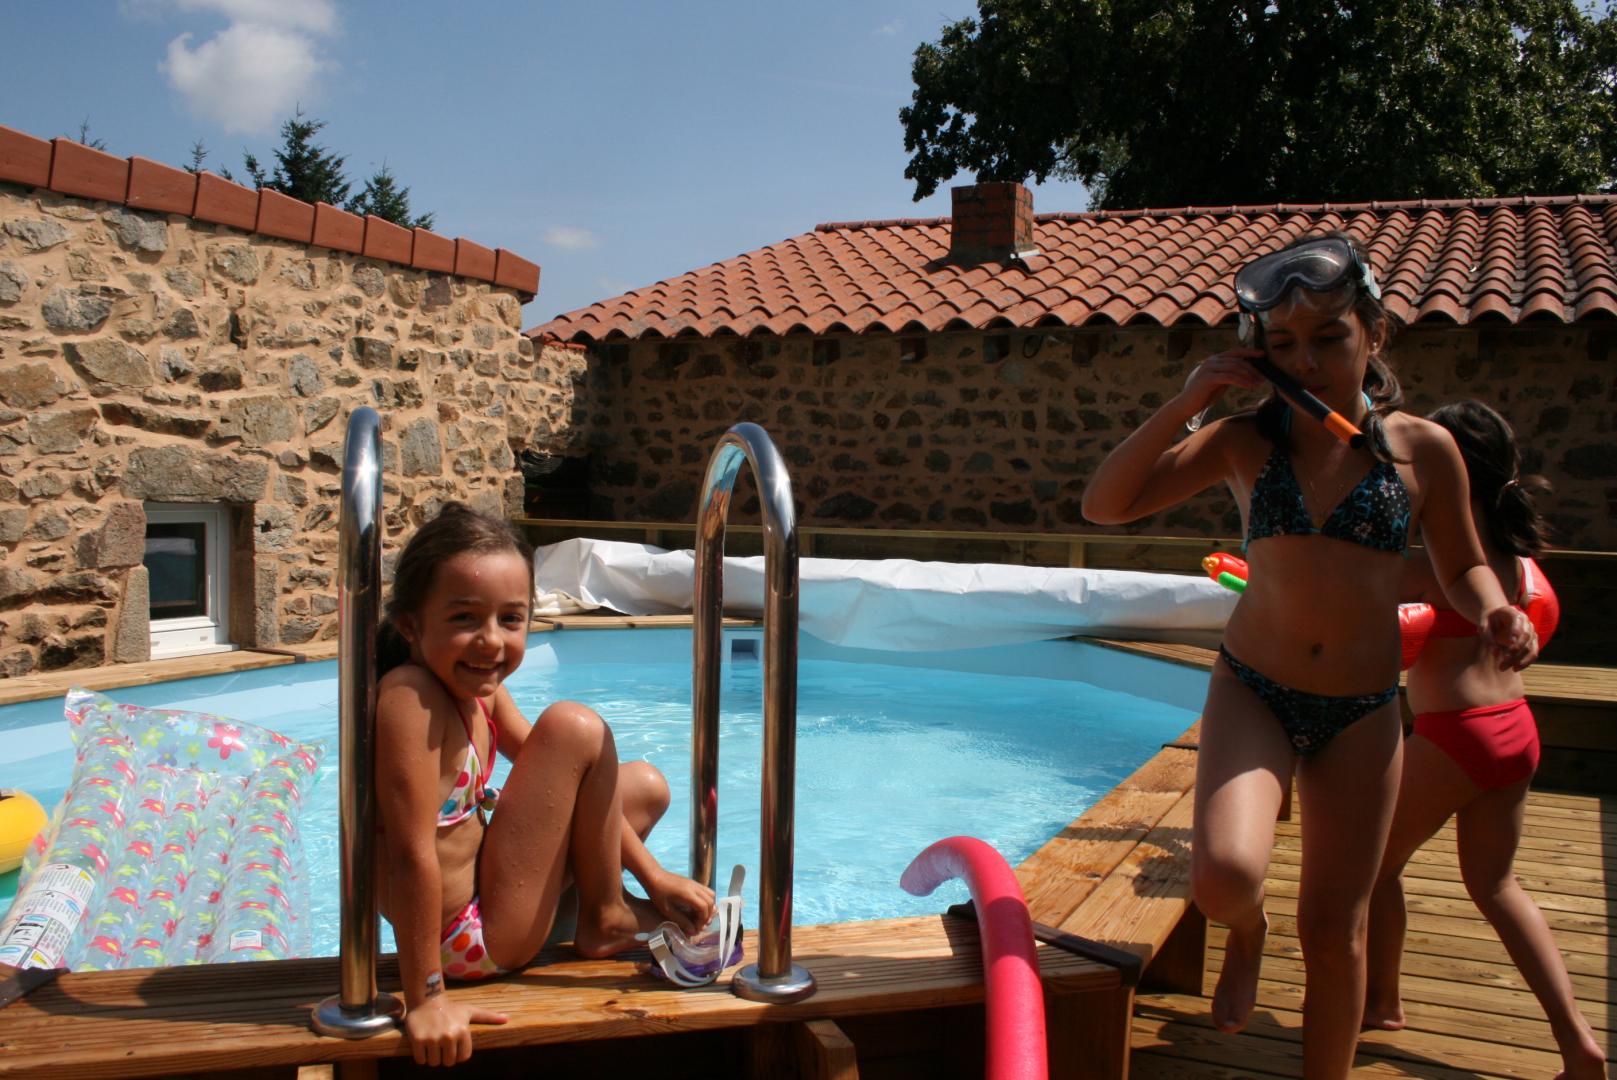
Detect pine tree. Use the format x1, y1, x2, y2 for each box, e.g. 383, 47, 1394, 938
347, 163, 435, 230
75, 118, 106, 151
222, 109, 350, 205
185, 140, 209, 175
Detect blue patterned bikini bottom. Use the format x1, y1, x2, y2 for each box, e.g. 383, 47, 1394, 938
1218, 646, 1397, 756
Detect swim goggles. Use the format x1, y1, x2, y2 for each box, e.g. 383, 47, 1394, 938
640, 864, 745, 988
1233, 236, 1381, 313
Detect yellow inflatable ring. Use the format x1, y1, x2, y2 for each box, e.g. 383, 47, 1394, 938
0, 790, 47, 874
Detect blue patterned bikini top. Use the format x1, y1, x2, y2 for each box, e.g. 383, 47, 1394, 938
1245, 444, 1410, 555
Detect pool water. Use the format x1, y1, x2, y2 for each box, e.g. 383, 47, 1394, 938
0, 630, 1204, 957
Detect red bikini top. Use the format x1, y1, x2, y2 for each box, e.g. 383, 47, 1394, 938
1427, 556, 1559, 648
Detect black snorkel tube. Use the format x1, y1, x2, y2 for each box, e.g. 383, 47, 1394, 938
1245, 353, 1367, 449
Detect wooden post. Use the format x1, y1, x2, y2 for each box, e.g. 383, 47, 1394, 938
1141, 906, 1207, 997
794, 1019, 860, 1080
1046, 984, 1133, 1079
747, 1023, 798, 1079
1069, 541, 1087, 568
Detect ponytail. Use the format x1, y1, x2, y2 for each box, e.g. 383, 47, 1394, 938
1426, 400, 1552, 557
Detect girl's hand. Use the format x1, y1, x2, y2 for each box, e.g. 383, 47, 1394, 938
1177, 349, 1267, 417
1481, 606, 1538, 671
646, 868, 717, 936
404, 992, 508, 1068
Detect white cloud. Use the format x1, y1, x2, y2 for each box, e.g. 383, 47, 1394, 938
545, 226, 600, 251
874, 19, 904, 35
155, 0, 338, 135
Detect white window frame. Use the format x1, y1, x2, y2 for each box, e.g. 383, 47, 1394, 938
144, 503, 236, 659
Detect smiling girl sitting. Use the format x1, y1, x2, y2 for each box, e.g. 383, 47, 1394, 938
373, 503, 714, 1068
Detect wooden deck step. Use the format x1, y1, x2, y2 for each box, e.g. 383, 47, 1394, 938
0, 915, 1118, 1079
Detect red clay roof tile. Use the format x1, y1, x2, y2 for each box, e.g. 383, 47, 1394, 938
533, 197, 1617, 342
125, 156, 196, 215
0, 125, 53, 187
48, 138, 128, 203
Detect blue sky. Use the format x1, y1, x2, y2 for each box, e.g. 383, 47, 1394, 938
4, 2, 1089, 326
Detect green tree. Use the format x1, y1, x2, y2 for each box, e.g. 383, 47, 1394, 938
219, 111, 438, 228
185, 140, 209, 175
347, 163, 435, 230
222, 109, 351, 206
901, 1, 1617, 208
75, 118, 106, 151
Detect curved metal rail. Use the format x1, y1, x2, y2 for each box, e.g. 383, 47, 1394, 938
691, 423, 816, 1003
312, 407, 403, 1037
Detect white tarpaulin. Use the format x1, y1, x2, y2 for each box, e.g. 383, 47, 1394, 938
533, 538, 1235, 652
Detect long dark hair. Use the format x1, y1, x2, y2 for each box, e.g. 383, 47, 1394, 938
1427, 400, 1552, 557
377, 502, 535, 675
1248, 230, 1405, 464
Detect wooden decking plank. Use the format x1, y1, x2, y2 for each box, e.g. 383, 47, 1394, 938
1260, 847, 1614, 903
1240, 889, 1612, 955
1208, 942, 1615, 1029
1015, 729, 1198, 927
1135, 991, 1570, 1077
1215, 918, 1617, 1002
1055, 789, 1197, 961
1267, 834, 1616, 879
1254, 876, 1611, 936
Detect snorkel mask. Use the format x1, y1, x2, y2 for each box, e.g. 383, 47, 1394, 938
1234, 235, 1382, 342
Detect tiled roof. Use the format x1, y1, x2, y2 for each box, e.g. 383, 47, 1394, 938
531, 196, 1617, 342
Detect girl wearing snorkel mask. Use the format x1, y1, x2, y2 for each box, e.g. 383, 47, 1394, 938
1083, 233, 1537, 1079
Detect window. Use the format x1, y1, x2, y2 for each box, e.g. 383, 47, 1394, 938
144, 504, 234, 658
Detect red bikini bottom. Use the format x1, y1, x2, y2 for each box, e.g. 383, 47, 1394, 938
1412, 698, 1539, 790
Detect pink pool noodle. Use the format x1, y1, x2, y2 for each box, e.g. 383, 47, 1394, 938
900, 836, 1047, 1080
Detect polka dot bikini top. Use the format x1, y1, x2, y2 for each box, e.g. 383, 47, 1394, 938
438, 697, 497, 828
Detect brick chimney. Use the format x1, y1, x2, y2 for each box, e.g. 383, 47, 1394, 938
948, 181, 1037, 264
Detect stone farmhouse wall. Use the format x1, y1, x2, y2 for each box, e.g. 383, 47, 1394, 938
0, 175, 587, 675
569, 325, 1616, 550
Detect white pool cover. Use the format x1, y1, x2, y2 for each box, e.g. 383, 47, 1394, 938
533, 538, 1234, 652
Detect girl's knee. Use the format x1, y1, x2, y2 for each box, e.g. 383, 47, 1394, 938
1297, 906, 1368, 966
533, 700, 612, 754
623, 760, 671, 820
1461, 869, 1516, 912
1191, 858, 1264, 923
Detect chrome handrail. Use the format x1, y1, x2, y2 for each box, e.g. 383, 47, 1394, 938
312, 406, 403, 1037
691, 422, 816, 1003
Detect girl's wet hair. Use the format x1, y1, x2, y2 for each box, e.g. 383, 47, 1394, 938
1427, 400, 1552, 557
377, 502, 535, 675
1249, 230, 1405, 463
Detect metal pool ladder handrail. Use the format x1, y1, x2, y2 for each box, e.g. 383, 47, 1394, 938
312, 406, 403, 1037
691, 422, 816, 1003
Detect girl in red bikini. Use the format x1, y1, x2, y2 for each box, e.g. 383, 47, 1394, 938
1365, 402, 1606, 1079
373, 503, 715, 1067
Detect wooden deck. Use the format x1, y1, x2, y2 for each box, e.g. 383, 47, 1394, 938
1130, 787, 1617, 1078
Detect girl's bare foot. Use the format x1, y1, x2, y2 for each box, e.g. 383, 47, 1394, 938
573, 899, 644, 958
1211, 912, 1267, 1034
1552, 1028, 1608, 1080
1360, 998, 1406, 1031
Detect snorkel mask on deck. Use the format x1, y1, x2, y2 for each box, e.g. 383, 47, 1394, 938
1234, 235, 1382, 342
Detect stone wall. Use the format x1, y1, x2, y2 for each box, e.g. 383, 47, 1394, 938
0, 181, 586, 674
575, 325, 1616, 549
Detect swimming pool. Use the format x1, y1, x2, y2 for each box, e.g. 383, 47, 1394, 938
0, 629, 1206, 958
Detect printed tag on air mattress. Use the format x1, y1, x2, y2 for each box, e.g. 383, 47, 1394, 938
0, 862, 95, 969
